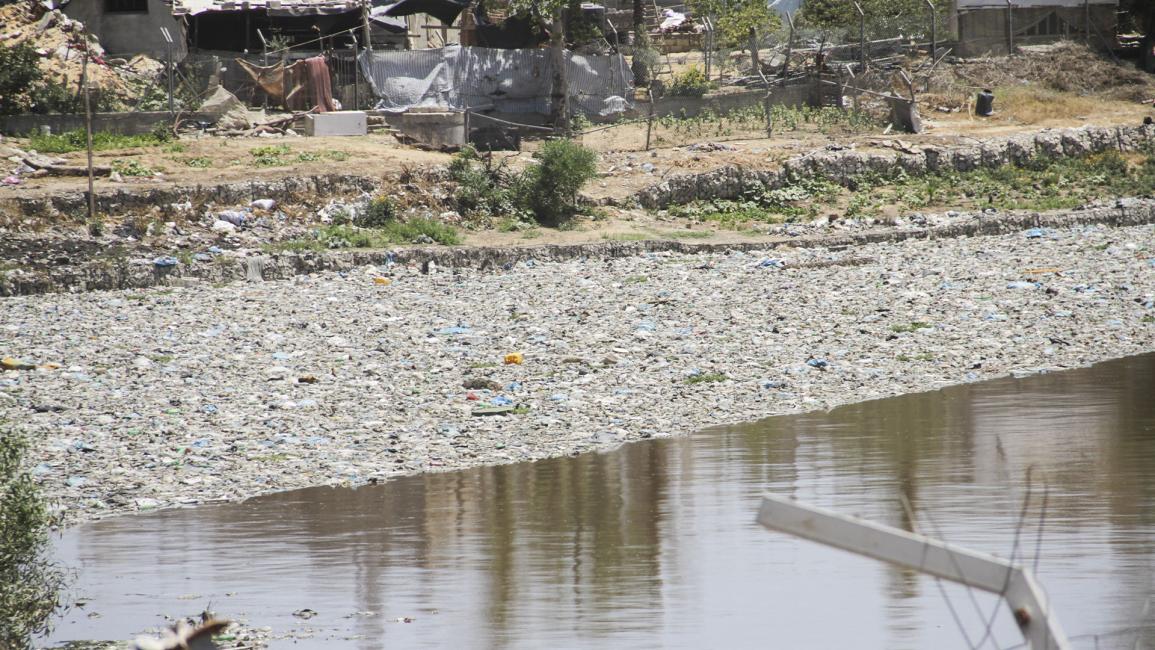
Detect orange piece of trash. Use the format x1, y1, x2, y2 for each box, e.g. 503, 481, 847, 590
373, 277, 392, 285
504, 353, 524, 365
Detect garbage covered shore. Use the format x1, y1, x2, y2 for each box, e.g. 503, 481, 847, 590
2, 220, 1154, 525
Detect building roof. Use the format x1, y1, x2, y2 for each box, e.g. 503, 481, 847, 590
956, 0, 1116, 8
170, 0, 364, 16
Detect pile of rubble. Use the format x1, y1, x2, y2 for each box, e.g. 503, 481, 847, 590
0, 1, 163, 110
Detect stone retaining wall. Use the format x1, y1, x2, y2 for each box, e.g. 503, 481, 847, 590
4, 199, 1154, 297
4, 174, 380, 220
631, 124, 1155, 209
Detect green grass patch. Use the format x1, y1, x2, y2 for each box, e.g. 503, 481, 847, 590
685, 372, 727, 385
890, 321, 933, 333
112, 159, 154, 176
251, 144, 291, 167
182, 156, 212, 168
660, 229, 714, 239
271, 219, 461, 251
28, 130, 167, 153
601, 232, 649, 241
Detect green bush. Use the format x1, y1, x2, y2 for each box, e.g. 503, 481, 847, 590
448, 146, 517, 219
667, 66, 711, 98
0, 42, 42, 115
357, 195, 399, 228
515, 139, 598, 227
0, 429, 66, 649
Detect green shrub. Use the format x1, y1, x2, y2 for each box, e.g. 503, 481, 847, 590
0, 429, 66, 649
667, 66, 711, 98
357, 195, 399, 228
448, 146, 520, 219
515, 139, 598, 227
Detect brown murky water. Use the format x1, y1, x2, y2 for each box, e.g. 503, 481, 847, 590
49, 354, 1155, 649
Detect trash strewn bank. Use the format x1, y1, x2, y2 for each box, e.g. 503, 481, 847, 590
2, 223, 1154, 523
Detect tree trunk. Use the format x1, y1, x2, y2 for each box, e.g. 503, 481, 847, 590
550, 8, 569, 133
632, 0, 644, 39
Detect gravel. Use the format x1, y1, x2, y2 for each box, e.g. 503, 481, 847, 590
2, 222, 1154, 524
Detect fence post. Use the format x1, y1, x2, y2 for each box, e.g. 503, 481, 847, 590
1006, 0, 1014, 53
782, 12, 795, 78
1083, 0, 1089, 45
645, 88, 654, 151
925, 0, 936, 61
852, 2, 865, 72
160, 27, 174, 114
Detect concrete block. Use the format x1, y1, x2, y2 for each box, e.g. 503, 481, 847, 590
304, 111, 368, 137
396, 111, 465, 149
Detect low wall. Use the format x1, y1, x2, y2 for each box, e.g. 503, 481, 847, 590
632, 124, 1155, 209
0, 111, 217, 136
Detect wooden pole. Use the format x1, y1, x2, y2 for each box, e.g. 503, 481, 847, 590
82, 30, 95, 224
362, 0, 373, 51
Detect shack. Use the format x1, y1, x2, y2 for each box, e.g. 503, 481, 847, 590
953, 0, 1119, 56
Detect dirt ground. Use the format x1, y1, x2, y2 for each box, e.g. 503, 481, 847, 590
2, 42, 1154, 251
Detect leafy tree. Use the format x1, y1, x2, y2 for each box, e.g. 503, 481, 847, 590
0, 41, 42, 115
689, 0, 781, 50
0, 428, 66, 649
800, 0, 949, 39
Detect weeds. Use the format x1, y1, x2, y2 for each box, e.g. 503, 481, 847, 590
272, 218, 461, 251
111, 159, 155, 177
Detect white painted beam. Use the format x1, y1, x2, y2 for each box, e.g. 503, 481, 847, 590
757, 494, 1070, 650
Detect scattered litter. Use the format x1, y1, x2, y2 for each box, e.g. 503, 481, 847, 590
153, 256, 179, 267
504, 353, 524, 365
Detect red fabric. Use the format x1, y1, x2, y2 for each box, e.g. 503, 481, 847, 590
304, 56, 336, 113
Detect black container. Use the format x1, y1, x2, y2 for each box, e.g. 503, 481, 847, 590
976, 89, 995, 117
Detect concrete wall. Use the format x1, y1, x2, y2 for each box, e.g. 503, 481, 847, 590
956, 5, 1116, 56
63, 0, 187, 60
0, 111, 215, 136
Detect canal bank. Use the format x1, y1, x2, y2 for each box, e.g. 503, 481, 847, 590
47, 353, 1155, 648
2, 220, 1153, 526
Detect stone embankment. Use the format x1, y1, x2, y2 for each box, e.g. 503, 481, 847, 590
631, 124, 1155, 208
2, 218, 1153, 524
3, 199, 1155, 297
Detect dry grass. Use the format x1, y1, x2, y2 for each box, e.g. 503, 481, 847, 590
991, 86, 1106, 124
931, 42, 1155, 103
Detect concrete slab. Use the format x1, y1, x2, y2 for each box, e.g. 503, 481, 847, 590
305, 111, 368, 137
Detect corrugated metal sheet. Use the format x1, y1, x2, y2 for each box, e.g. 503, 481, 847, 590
359, 45, 633, 116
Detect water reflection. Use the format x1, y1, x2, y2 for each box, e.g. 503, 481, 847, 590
51, 354, 1155, 649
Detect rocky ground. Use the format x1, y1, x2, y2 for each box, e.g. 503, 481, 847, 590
1, 216, 1153, 525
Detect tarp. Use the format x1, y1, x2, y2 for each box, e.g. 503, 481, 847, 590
358, 45, 633, 116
